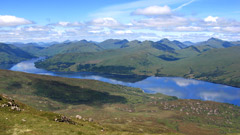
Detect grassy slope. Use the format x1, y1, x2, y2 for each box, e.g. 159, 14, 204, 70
98, 39, 129, 49
0, 43, 35, 64
20, 45, 45, 56
195, 38, 237, 48
38, 40, 103, 56
1, 94, 182, 135
157, 38, 184, 50
158, 46, 240, 87
0, 70, 240, 135
35, 41, 172, 74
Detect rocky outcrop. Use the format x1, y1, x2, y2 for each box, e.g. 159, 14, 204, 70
54, 115, 76, 125
76, 115, 93, 122
0, 95, 22, 111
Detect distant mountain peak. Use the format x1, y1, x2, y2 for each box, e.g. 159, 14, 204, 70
63, 40, 72, 43
122, 39, 129, 42
159, 38, 170, 42
183, 41, 195, 46
79, 39, 88, 43
172, 40, 181, 43
207, 37, 222, 42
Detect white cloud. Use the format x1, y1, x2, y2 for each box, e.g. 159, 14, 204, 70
89, 0, 189, 20
88, 30, 101, 34
138, 35, 160, 40
115, 30, 133, 34
175, 26, 203, 32
52, 21, 84, 27
23, 26, 51, 32
90, 17, 121, 28
222, 27, 240, 33
204, 16, 219, 23
173, 0, 195, 11
133, 16, 188, 28
133, 5, 171, 16
58, 22, 69, 26
97, 0, 188, 13
0, 15, 32, 27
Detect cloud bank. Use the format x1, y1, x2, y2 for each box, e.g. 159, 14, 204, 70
0, 0, 240, 42
0, 15, 32, 27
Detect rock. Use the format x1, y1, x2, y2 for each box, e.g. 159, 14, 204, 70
76, 115, 82, 120
7, 102, 12, 106
1, 104, 7, 107
88, 118, 93, 122
54, 115, 76, 125
22, 119, 26, 122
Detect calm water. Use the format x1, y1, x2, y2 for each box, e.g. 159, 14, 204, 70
4, 58, 240, 106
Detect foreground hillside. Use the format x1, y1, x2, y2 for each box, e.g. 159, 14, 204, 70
36, 40, 240, 87
0, 94, 103, 135
1, 94, 182, 135
0, 70, 240, 135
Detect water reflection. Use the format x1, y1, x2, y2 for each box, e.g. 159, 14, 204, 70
170, 78, 201, 87
3, 58, 240, 106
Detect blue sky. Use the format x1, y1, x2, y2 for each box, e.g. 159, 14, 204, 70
0, 0, 239, 42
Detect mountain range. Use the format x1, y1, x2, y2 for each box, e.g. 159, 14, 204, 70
30, 37, 240, 87
1, 37, 240, 87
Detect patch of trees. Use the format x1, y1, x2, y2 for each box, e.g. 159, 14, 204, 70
77, 64, 135, 74
158, 55, 180, 61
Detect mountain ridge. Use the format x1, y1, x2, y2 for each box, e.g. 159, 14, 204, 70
0, 43, 36, 64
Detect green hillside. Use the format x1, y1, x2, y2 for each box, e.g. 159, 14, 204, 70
156, 38, 186, 50
36, 43, 240, 87
157, 46, 240, 87
0, 43, 35, 64
195, 38, 238, 48
35, 40, 171, 75
38, 40, 103, 56
21, 45, 45, 56
98, 39, 129, 49
0, 70, 240, 135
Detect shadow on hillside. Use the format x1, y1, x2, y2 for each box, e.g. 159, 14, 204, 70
32, 79, 127, 105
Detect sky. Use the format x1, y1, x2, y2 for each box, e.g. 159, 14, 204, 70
0, 0, 239, 42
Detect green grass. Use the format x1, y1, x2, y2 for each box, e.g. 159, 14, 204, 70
0, 70, 240, 135
2, 94, 176, 135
